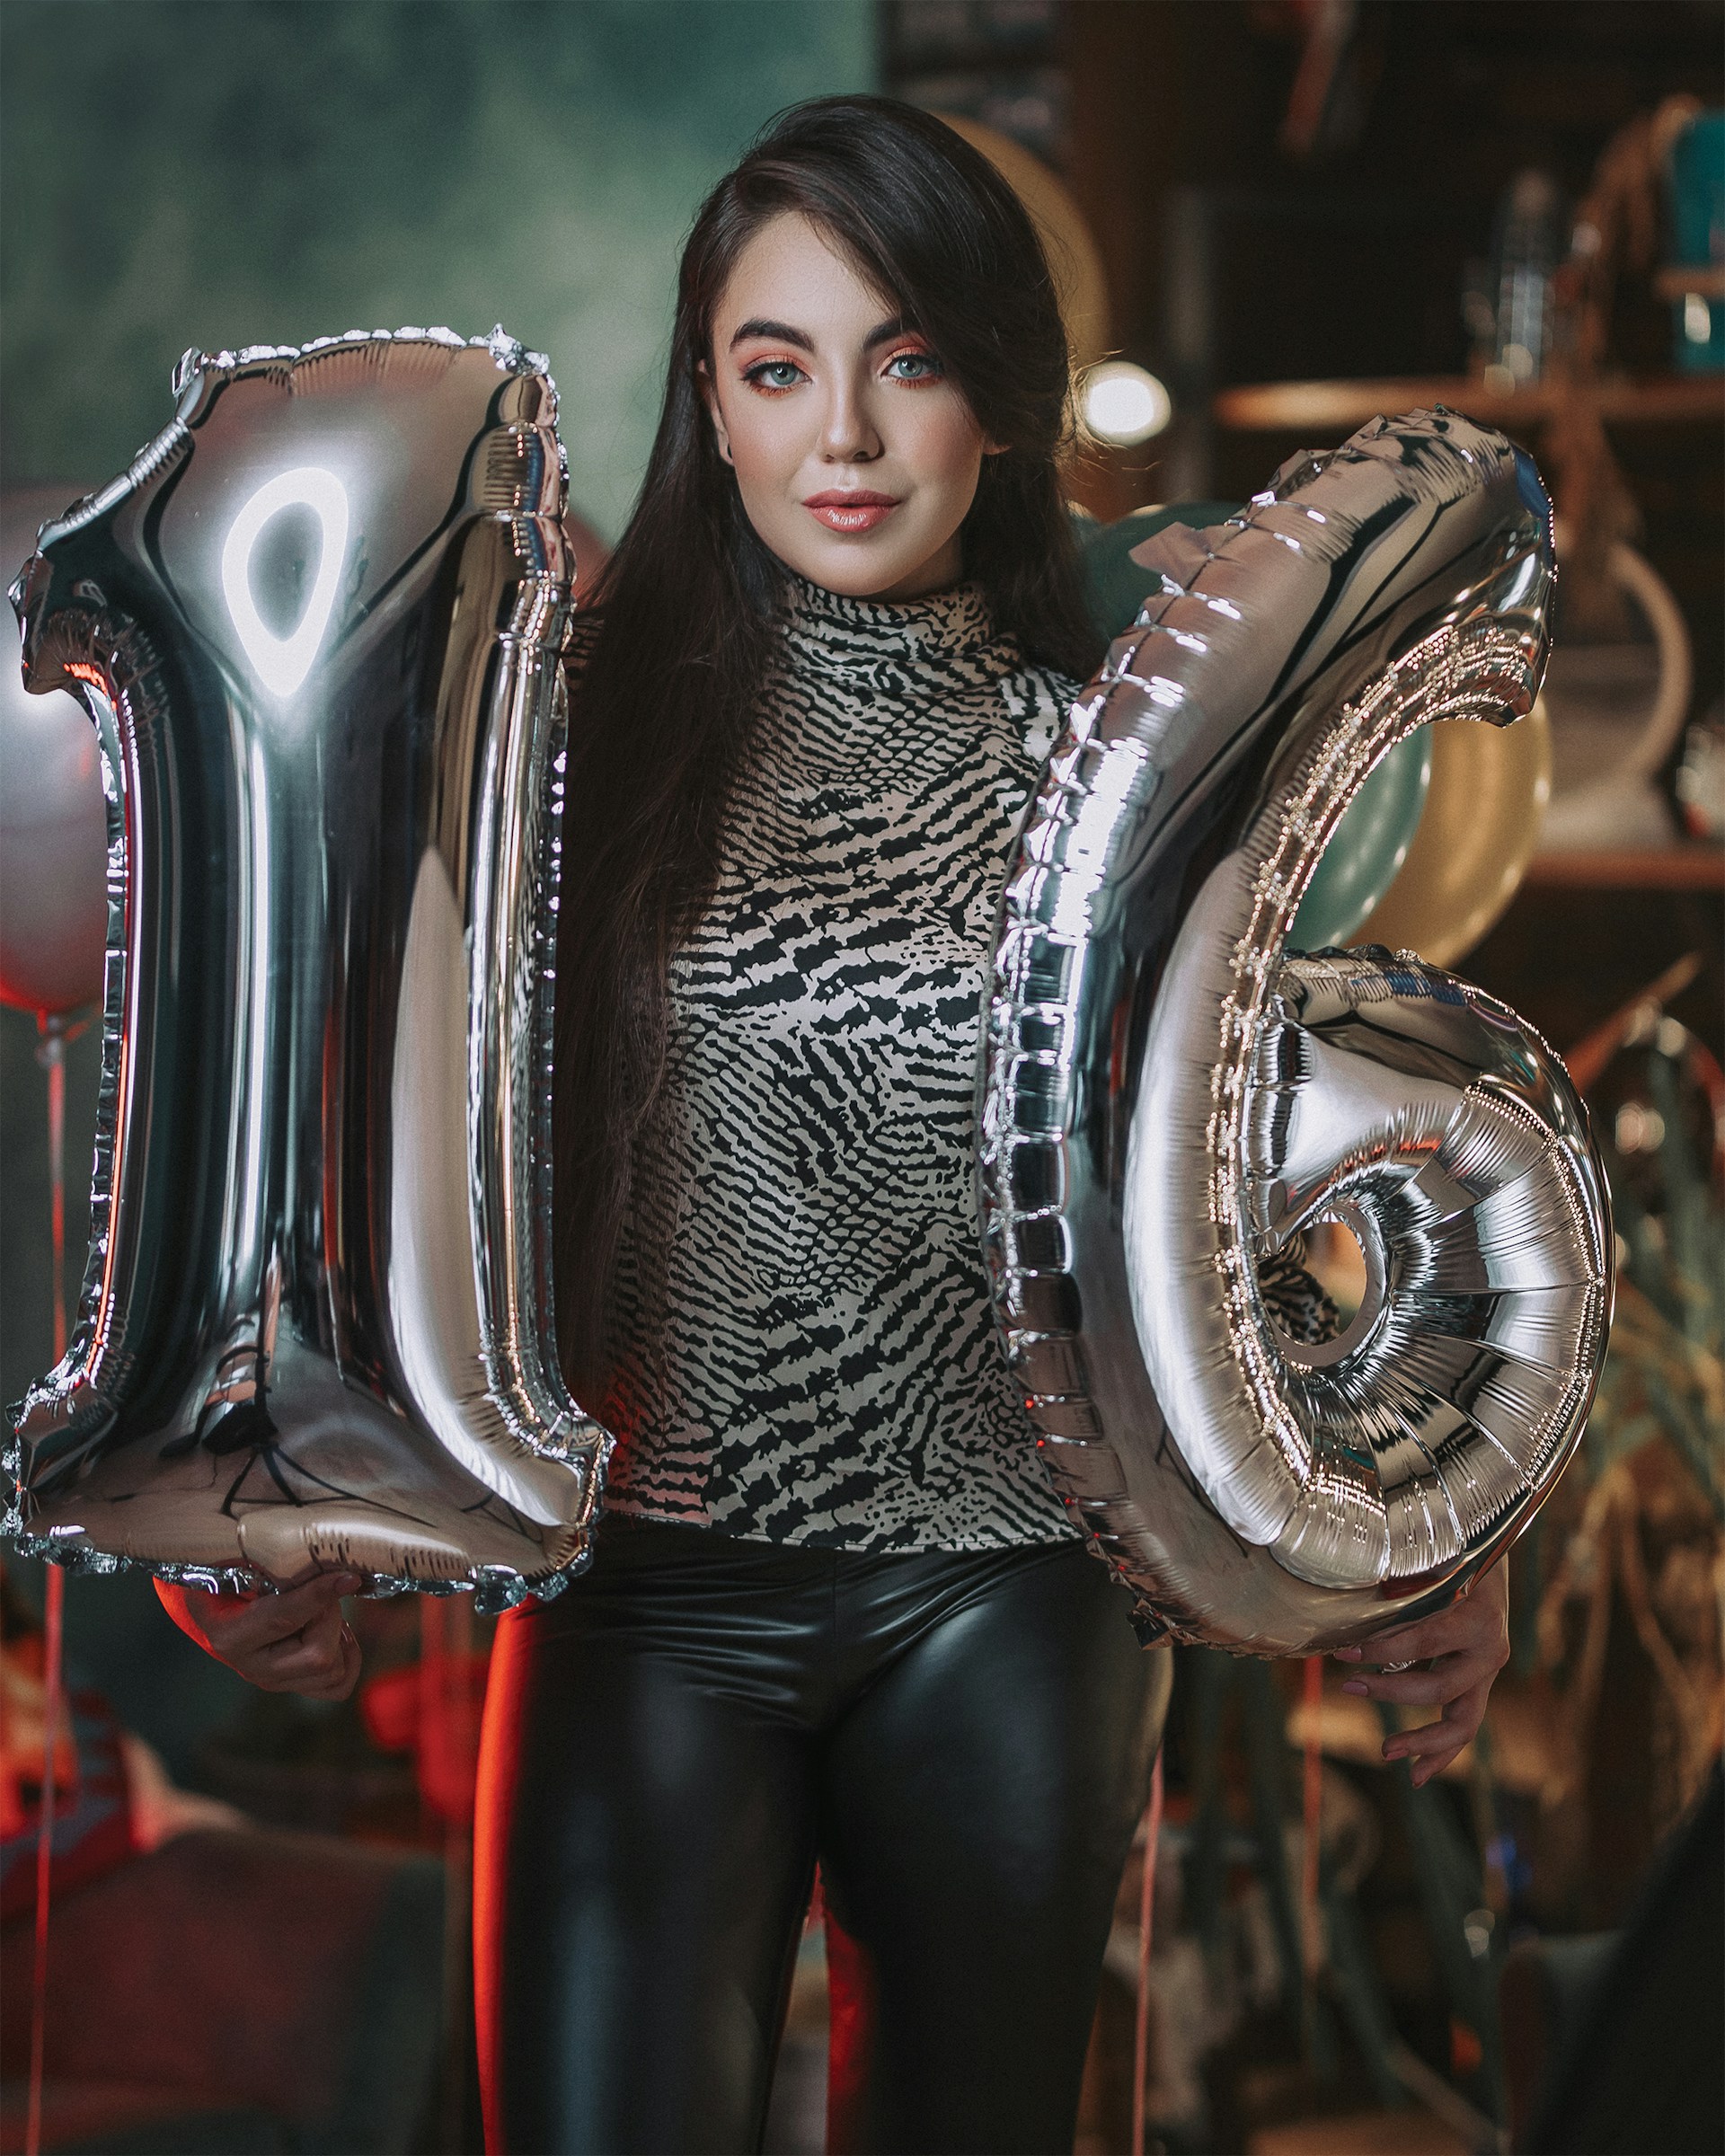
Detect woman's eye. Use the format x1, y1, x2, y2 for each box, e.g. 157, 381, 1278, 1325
886, 349, 942, 383
744, 358, 804, 392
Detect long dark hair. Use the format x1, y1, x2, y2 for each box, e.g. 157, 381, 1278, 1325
552, 93, 1101, 1405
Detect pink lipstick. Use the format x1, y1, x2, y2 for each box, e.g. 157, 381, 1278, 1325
803, 490, 900, 534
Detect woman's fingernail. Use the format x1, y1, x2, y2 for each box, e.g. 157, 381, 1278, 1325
1340, 1679, 1369, 1696
1333, 1646, 1363, 1661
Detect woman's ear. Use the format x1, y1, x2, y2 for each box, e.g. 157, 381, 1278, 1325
696, 361, 735, 468
982, 437, 1010, 457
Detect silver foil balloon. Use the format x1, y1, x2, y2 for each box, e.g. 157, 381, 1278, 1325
5, 328, 607, 1609
980, 409, 1612, 1655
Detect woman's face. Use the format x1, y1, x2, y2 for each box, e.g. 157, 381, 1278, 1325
702, 211, 1000, 601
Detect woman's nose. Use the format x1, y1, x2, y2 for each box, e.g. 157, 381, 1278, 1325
819, 376, 882, 464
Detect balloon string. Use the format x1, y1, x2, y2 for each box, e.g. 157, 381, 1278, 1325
1131, 1746, 1164, 2156
420, 1595, 458, 1834
420, 1593, 446, 1820
421, 1595, 481, 2152
1301, 1656, 1323, 2017
27, 1018, 74, 2156
26, 1563, 66, 2156
41, 1018, 66, 1365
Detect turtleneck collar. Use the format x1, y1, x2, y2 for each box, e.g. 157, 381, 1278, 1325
776, 568, 1014, 681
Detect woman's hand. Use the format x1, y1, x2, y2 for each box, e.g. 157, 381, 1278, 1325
155, 1571, 363, 1701
1331, 1560, 1509, 1788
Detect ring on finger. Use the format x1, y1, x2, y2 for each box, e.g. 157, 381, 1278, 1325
1378, 1657, 1419, 1674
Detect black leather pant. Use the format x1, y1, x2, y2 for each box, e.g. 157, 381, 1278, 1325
474, 1518, 1171, 2156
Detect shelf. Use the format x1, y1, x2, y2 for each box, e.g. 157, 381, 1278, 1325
1653, 265, 1725, 304
1523, 847, 1725, 891
1212, 374, 1725, 433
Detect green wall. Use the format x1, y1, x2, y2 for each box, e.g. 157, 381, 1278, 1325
1, 0, 876, 535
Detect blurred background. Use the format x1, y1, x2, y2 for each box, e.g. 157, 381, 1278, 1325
1, 4, 1721, 2153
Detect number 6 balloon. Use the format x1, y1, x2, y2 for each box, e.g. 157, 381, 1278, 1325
5, 328, 607, 1607
983, 410, 1613, 1654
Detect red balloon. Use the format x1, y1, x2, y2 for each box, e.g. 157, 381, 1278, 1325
1, 487, 108, 1016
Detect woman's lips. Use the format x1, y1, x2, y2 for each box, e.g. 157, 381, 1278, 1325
803, 490, 900, 534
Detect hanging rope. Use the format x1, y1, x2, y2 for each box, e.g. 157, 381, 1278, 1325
1301, 1654, 1324, 2049
1130, 1745, 1165, 2156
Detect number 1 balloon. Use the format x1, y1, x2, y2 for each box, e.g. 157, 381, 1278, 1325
983, 409, 1613, 1654
5, 328, 606, 1608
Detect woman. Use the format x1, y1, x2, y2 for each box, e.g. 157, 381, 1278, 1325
165, 96, 1510, 2156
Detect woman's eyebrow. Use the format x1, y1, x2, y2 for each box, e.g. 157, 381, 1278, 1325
727, 314, 912, 352
730, 317, 812, 351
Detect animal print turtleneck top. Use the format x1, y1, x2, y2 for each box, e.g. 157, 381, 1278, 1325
600, 572, 1081, 1551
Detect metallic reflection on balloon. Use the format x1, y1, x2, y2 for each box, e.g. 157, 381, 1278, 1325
5, 329, 607, 1608
982, 409, 1613, 1656
219, 466, 349, 698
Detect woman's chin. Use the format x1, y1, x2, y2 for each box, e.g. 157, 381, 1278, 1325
774, 531, 961, 603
